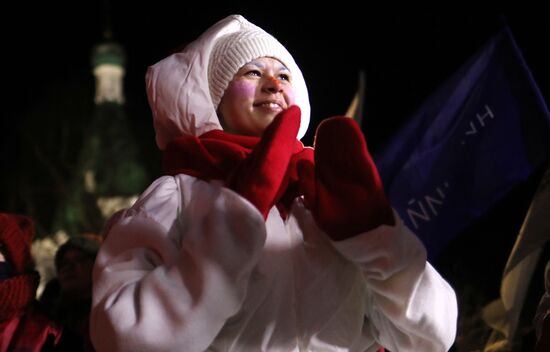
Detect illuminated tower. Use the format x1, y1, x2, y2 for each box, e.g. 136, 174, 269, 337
54, 31, 149, 236
85, 35, 149, 223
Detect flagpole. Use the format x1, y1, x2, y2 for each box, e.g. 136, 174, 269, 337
345, 70, 366, 128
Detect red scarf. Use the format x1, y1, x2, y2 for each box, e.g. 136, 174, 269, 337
0, 273, 62, 352
0, 273, 38, 320
163, 129, 313, 218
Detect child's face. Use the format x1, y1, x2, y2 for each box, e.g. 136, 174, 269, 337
57, 248, 94, 296
218, 57, 296, 136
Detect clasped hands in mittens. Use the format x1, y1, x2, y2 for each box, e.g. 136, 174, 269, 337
226, 105, 301, 219
297, 117, 395, 241
225, 107, 394, 236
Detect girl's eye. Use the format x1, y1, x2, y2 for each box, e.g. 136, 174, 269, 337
278, 73, 290, 81
244, 69, 261, 77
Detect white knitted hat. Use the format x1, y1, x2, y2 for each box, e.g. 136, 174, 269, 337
208, 25, 295, 109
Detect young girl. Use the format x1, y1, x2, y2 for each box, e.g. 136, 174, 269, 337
90, 14, 458, 352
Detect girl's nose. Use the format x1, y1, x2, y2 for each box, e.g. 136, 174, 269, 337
264, 75, 283, 93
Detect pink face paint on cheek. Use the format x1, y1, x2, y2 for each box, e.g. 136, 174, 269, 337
285, 88, 296, 106
225, 80, 256, 100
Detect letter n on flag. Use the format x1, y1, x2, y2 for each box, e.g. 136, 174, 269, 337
374, 26, 550, 260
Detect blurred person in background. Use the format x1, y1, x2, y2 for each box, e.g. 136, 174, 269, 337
40, 234, 101, 352
0, 212, 62, 352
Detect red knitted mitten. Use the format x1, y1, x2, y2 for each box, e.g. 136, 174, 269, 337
227, 106, 301, 218
298, 117, 394, 241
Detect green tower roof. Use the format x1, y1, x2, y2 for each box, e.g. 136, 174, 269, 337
91, 41, 126, 67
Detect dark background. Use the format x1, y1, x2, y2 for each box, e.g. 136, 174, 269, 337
5, 4, 550, 145
6, 4, 550, 149
3, 3, 550, 350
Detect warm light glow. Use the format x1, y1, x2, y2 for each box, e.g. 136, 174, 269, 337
84, 169, 96, 193
93, 63, 125, 104
97, 195, 138, 218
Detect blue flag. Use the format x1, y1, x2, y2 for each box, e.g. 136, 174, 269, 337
374, 26, 550, 260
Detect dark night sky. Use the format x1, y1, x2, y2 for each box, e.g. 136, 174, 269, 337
3, 4, 550, 348
6, 4, 550, 149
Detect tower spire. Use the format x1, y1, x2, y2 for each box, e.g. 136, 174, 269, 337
91, 0, 125, 104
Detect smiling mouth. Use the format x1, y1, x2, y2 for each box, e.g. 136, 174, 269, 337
255, 102, 283, 110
